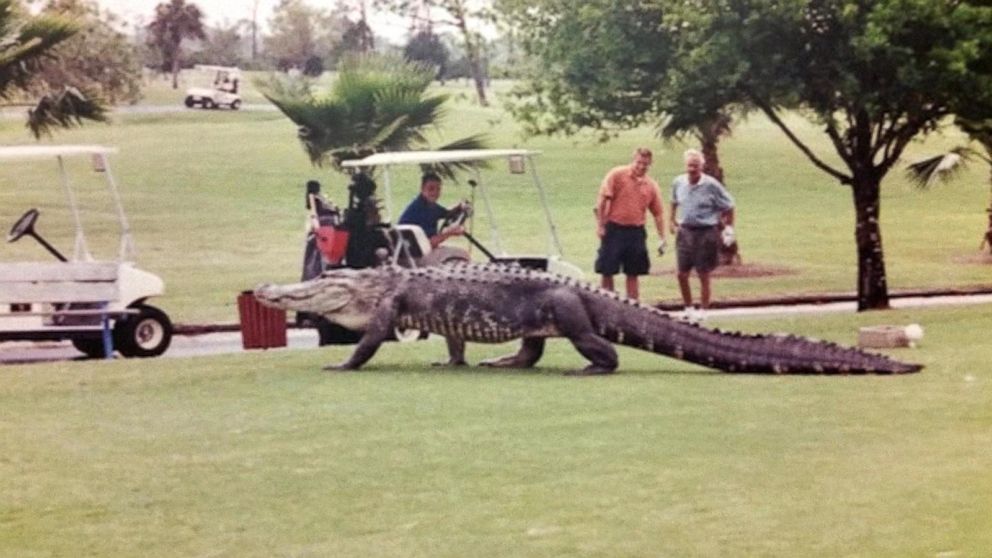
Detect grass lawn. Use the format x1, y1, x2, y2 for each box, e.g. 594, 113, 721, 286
2, 74, 991, 556
1, 74, 990, 323
1, 304, 990, 556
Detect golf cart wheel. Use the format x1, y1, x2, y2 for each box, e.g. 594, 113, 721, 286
202, 98, 215, 110
114, 304, 173, 358
72, 338, 110, 359
184, 96, 196, 108
230, 99, 242, 110
316, 317, 362, 346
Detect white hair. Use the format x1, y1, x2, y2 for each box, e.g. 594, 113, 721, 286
683, 148, 705, 165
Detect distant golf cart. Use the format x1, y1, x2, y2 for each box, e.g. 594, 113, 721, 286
300, 149, 583, 344
184, 65, 242, 110
0, 145, 173, 359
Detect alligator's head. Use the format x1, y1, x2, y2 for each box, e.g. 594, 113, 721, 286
254, 267, 395, 331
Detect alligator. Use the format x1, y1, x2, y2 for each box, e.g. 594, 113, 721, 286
254, 263, 923, 375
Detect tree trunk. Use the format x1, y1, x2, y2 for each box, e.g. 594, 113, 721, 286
171, 53, 180, 90
698, 120, 724, 183
697, 115, 739, 266
852, 177, 890, 310
452, 6, 488, 106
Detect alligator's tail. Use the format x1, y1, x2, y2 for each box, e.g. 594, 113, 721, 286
594, 300, 922, 374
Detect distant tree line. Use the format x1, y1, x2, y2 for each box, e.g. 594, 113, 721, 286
138, 0, 520, 87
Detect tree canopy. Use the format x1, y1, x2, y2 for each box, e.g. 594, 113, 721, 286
33, 0, 143, 105
146, 0, 206, 89
0, 0, 108, 137
500, 0, 992, 310
264, 0, 344, 72
673, 0, 992, 309
404, 30, 449, 80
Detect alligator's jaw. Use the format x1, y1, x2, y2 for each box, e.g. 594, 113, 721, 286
254, 271, 388, 332
254, 281, 351, 314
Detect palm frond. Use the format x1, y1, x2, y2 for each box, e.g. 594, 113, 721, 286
905, 146, 975, 189
0, 11, 77, 98
419, 134, 493, 182
26, 85, 107, 138
264, 53, 489, 172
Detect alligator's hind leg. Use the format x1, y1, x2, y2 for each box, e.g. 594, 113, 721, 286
563, 333, 618, 375
479, 337, 546, 368
548, 291, 617, 375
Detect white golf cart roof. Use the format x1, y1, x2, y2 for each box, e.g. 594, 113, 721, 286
194, 64, 241, 74
341, 149, 564, 258
0, 144, 117, 160
341, 149, 539, 167
1, 144, 134, 262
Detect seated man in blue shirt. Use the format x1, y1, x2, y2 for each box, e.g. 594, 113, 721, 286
398, 172, 470, 265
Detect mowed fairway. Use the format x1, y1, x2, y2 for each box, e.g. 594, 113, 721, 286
2, 304, 991, 557
1, 76, 991, 556
1, 76, 991, 323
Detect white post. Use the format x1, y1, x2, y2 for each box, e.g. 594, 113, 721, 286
57, 155, 91, 261
383, 166, 394, 222
528, 156, 564, 256
474, 167, 504, 255
100, 155, 136, 261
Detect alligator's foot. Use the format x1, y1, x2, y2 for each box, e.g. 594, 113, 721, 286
479, 353, 531, 368
564, 365, 616, 376
432, 358, 468, 367
479, 338, 545, 369
322, 362, 360, 372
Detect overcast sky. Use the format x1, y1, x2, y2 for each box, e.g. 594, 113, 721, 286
94, 0, 410, 40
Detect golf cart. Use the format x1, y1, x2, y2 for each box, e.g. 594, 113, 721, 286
184, 65, 242, 110
0, 145, 173, 359
340, 149, 584, 278
299, 149, 583, 344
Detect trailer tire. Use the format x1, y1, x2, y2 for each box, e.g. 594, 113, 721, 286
115, 304, 173, 357
184, 96, 196, 108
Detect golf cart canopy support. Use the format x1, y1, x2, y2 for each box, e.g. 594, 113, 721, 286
341, 149, 565, 258
0, 144, 133, 262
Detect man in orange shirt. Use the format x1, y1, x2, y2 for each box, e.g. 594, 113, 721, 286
595, 147, 668, 300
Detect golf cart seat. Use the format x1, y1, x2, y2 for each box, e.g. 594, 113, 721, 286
384, 224, 433, 261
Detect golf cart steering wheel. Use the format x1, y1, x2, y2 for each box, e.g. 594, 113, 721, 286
7, 208, 39, 243
440, 203, 471, 231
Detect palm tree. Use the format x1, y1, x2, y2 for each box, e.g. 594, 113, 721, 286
0, 0, 107, 137
146, 0, 205, 89
906, 117, 992, 253
258, 53, 488, 176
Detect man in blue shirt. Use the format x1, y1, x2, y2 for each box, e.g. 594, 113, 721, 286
669, 149, 735, 317
398, 172, 469, 264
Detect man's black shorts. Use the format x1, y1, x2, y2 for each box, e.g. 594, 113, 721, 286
595, 222, 650, 276
676, 225, 720, 274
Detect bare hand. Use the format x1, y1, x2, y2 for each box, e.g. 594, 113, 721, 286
444, 224, 465, 236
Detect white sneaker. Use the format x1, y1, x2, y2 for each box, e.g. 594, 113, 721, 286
679, 307, 700, 323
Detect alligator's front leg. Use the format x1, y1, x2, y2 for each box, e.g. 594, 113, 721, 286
479, 337, 545, 368
433, 336, 468, 366
324, 299, 398, 371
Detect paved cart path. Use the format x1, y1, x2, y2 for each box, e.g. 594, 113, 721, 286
2, 293, 991, 366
